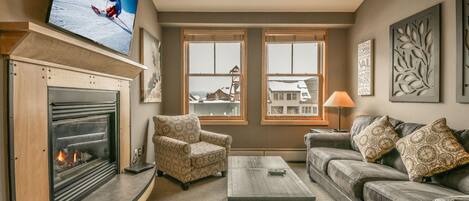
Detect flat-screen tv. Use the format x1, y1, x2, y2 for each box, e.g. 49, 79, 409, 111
47, 0, 138, 55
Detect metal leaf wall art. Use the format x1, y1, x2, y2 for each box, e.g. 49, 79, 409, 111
390, 4, 440, 102
393, 20, 433, 96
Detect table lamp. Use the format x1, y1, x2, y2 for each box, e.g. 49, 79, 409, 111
324, 91, 355, 132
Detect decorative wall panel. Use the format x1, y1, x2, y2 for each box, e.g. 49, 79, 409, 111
457, 0, 469, 103
389, 4, 440, 102
358, 39, 374, 96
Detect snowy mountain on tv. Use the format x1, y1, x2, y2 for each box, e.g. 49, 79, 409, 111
48, 0, 138, 54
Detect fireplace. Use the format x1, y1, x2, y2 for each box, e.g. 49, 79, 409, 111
48, 87, 119, 201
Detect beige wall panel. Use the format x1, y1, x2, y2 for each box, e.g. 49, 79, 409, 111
47, 67, 121, 91
93, 75, 121, 91
12, 61, 49, 201
0, 57, 8, 201
119, 81, 131, 172
47, 67, 94, 89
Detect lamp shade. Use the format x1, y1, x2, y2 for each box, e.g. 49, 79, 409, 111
324, 91, 356, 108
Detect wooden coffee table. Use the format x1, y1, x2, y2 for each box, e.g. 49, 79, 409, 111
227, 156, 316, 201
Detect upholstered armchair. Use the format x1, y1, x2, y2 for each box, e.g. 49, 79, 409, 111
152, 114, 232, 190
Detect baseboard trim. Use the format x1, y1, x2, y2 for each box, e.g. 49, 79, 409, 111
230, 148, 306, 162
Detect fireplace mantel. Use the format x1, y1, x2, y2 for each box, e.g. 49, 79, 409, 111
0, 21, 152, 201
0, 21, 147, 79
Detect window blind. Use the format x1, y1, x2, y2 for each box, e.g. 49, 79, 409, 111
183, 29, 245, 41
264, 29, 327, 42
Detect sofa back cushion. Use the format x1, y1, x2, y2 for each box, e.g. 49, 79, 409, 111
350, 115, 403, 152
153, 114, 201, 144
382, 122, 425, 173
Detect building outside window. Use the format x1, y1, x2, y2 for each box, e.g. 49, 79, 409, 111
271, 106, 283, 114
183, 29, 247, 125
263, 29, 327, 125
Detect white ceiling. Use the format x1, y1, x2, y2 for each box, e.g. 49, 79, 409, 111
153, 0, 364, 12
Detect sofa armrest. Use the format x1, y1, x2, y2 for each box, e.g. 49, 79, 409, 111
153, 135, 191, 155
200, 130, 232, 150
304, 132, 352, 150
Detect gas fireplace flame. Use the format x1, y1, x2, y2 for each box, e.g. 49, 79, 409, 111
73, 152, 78, 163
57, 150, 66, 162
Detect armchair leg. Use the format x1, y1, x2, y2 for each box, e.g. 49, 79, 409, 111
221, 171, 227, 177
181, 182, 190, 191
156, 170, 164, 177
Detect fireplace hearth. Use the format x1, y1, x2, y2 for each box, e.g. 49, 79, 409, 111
48, 88, 119, 201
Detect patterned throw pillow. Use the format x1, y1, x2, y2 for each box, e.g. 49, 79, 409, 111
353, 116, 400, 163
396, 118, 469, 182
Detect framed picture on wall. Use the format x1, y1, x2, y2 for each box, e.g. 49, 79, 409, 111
140, 28, 162, 103
457, 0, 469, 103
389, 4, 440, 102
357, 39, 374, 96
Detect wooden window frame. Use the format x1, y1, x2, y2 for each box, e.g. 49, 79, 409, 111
261, 29, 329, 126
181, 28, 248, 125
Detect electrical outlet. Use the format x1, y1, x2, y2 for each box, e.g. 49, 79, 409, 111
137, 147, 143, 157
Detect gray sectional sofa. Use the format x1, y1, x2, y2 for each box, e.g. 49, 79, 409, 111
305, 115, 469, 201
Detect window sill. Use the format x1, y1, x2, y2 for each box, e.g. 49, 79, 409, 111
261, 119, 329, 126
200, 119, 249, 126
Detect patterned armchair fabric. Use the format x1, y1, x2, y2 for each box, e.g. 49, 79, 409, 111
153, 114, 232, 186
154, 114, 201, 144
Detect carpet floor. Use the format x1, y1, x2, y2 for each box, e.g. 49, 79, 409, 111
147, 162, 335, 201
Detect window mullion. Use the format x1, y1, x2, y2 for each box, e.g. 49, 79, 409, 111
291, 43, 294, 74
213, 42, 216, 74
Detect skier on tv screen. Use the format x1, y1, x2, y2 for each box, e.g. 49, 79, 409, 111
103, 0, 121, 19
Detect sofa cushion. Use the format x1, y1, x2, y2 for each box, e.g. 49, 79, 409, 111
350, 115, 403, 152
154, 114, 201, 144
353, 116, 400, 162
382, 122, 425, 173
396, 118, 469, 182
363, 181, 464, 201
190, 142, 226, 168
433, 196, 469, 201
308, 147, 362, 173
327, 160, 408, 200
433, 165, 469, 194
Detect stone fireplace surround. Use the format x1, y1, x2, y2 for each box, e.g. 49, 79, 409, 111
0, 22, 154, 201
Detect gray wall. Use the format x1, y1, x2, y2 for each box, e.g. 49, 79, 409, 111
0, 0, 161, 200
348, 0, 469, 129
162, 27, 350, 148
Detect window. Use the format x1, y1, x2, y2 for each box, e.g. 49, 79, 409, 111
292, 93, 298, 100
271, 106, 283, 114
302, 106, 312, 114
262, 29, 327, 125
287, 106, 299, 114
273, 93, 279, 100
183, 29, 247, 125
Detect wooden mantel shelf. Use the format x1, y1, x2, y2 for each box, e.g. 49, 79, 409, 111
0, 21, 147, 79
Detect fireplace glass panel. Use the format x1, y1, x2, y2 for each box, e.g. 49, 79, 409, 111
52, 114, 112, 188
